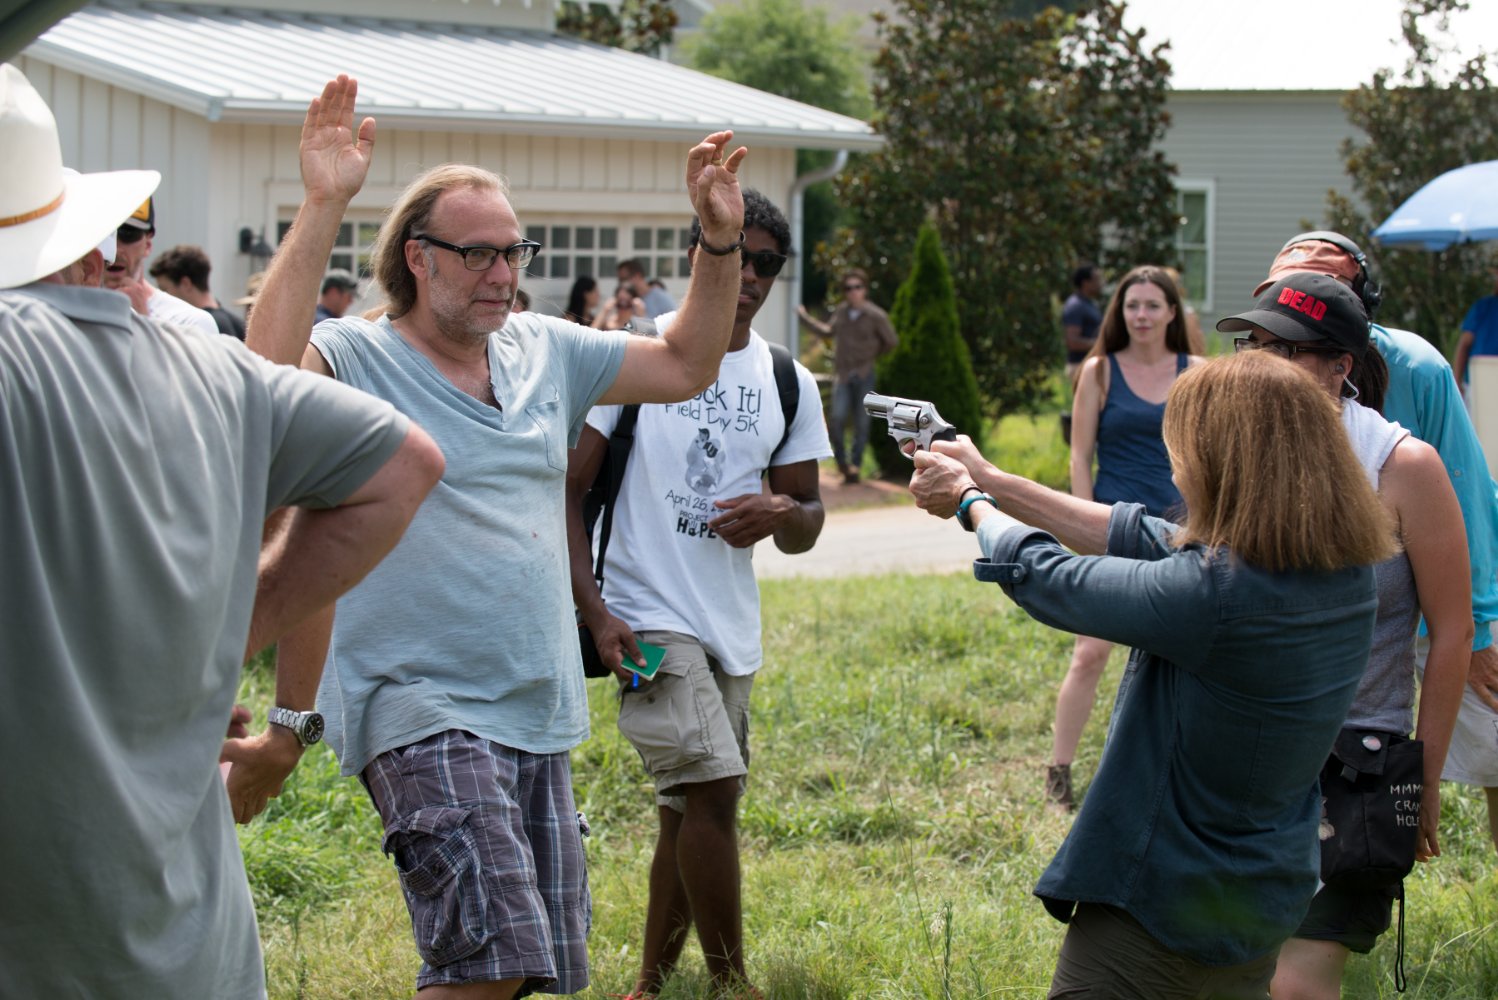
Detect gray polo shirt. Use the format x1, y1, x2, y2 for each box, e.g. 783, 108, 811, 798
0, 282, 409, 998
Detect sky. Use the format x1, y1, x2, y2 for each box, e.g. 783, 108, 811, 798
1120, 0, 1498, 91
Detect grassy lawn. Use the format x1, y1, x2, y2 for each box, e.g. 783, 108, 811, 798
239, 573, 1498, 999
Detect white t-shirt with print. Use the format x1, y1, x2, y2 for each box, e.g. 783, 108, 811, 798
586, 317, 832, 674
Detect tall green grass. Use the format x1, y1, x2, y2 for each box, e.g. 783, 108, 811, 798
242, 576, 1498, 998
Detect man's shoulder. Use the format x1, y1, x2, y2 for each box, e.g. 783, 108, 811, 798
1060, 293, 1096, 318
502, 309, 586, 343
1470, 295, 1498, 323
1372, 324, 1449, 372
313, 314, 386, 350
149, 291, 218, 335
206, 306, 246, 337
2, 282, 134, 332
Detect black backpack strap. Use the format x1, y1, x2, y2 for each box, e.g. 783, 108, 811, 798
767, 342, 800, 464
593, 403, 641, 583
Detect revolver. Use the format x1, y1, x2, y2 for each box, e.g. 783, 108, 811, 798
864, 393, 958, 457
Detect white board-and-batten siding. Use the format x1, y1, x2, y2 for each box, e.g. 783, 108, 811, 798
20, 54, 798, 345
1161, 91, 1362, 335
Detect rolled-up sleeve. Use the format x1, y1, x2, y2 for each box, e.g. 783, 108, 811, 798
973, 505, 1213, 669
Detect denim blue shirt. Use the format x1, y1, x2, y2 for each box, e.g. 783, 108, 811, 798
1373, 324, 1497, 650
975, 504, 1376, 965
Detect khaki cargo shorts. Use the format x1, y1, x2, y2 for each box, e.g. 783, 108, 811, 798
616, 630, 754, 811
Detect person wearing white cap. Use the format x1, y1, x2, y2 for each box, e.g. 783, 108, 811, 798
0, 62, 445, 999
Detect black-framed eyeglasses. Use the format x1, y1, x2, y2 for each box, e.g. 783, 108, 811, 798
1233, 337, 1345, 360
115, 226, 150, 245
741, 249, 787, 279
414, 234, 541, 271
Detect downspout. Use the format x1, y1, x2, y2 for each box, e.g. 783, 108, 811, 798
785, 149, 849, 357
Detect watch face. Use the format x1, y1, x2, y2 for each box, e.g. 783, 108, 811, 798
302, 713, 325, 745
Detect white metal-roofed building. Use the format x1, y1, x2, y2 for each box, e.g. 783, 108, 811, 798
20, 0, 881, 345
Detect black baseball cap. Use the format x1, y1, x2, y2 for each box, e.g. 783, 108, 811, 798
1216, 272, 1369, 358
119, 195, 154, 232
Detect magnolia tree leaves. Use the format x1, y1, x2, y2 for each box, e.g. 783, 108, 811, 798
821, 0, 1178, 416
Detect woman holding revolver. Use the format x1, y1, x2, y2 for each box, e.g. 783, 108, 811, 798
908, 350, 1392, 997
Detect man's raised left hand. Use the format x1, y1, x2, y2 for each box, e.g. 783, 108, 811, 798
685, 131, 748, 247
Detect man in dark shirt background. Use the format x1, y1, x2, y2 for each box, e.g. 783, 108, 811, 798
1063, 262, 1104, 381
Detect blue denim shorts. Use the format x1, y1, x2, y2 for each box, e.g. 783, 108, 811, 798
362, 730, 590, 994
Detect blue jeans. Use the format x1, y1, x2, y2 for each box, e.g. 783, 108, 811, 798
829, 371, 877, 469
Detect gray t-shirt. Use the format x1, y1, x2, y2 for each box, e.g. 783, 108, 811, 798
0, 282, 409, 998
310, 312, 626, 775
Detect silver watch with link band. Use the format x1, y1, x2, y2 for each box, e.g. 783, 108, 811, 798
266, 707, 324, 747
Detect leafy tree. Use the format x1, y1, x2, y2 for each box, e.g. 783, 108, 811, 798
1321, 0, 1498, 353
686, 0, 871, 308
556, 0, 676, 57
685, 0, 870, 118
822, 0, 1177, 415
869, 223, 984, 475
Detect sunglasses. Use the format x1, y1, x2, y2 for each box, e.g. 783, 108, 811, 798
414, 234, 541, 271
115, 226, 151, 245
740, 248, 787, 279
843, 282, 865, 292
1232, 338, 1345, 360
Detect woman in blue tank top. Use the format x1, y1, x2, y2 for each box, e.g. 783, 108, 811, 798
1047, 266, 1200, 810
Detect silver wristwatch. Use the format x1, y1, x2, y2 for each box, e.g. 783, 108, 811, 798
266, 707, 324, 747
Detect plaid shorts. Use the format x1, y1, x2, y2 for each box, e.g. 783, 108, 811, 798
362, 730, 590, 995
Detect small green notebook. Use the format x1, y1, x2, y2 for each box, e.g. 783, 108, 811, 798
625, 640, 666, 679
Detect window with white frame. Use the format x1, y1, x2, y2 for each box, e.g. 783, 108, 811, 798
1173, 183, 1213, 310
517, 217, 694, 315
523, 220, 693, 284
277, 217, 382, 278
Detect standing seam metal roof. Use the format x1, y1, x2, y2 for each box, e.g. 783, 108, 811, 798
27, 0, 882, 149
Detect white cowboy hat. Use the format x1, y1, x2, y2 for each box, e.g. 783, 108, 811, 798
1, 63, 160, 289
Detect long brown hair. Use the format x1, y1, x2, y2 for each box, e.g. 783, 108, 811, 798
369, 164, 509, 320
1164, 352, 1394, 572
1081, 265, 1193, 390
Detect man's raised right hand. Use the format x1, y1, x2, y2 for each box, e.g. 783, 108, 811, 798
300, 74, 376, 206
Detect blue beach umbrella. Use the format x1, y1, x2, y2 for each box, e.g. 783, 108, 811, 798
1371, 160, 1498, 251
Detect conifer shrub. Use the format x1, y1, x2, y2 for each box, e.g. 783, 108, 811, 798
871, 223, 984, 478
